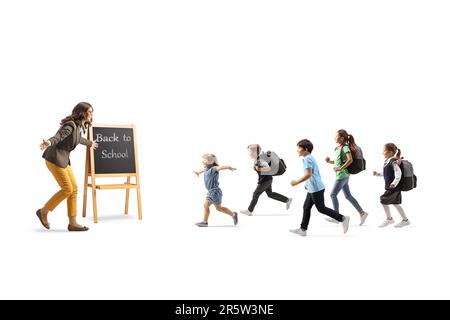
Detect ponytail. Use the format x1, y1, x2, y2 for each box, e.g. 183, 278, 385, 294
348, 134, 357, 152
337, 129, 357, 150
385, 143, 403, 159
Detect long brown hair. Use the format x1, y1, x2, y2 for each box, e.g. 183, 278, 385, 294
60, 102, 93, 132
337, 129, 357, 151
385, 143, 402, 159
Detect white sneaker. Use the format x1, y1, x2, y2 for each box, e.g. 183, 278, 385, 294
289, 228, 307, 236
394, 220, 410, 228
379, 219, 394, 228
342, 216, 350, 234
325, 217, 340, 224
240, 209, 253, 216
286, 198, 293, 210
360, 212, 369, 226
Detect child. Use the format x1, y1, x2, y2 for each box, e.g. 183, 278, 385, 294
193, 154, 238, 227
290, 139, 350, 236
325, 129, 369, 225
240, 144, 292, 216
373, 143, 410, 228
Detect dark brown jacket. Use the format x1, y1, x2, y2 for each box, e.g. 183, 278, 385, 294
42, 121, 92, 168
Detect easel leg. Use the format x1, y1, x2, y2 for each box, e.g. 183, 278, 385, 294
82, 149, 89, 218
83, 183, 88, 218
125, 177, 130, 215
136, 178, 142, 220
92, 187, 98, 223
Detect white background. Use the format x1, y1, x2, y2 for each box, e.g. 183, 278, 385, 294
1, 0, 449, 299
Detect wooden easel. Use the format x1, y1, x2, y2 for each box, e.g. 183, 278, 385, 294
82, 124, 142, 223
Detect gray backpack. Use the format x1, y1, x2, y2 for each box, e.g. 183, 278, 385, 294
398, 160, 417, 191
258, 151, 287, 176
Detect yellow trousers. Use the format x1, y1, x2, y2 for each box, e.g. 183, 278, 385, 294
44, 160, 78, 217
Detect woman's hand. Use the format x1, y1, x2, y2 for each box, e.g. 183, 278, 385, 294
325, 157, 331, 163
389, 183, 396, 189
40, 139, 50, 151
90, 140, 98, 149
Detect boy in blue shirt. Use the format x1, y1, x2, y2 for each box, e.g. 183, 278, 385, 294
290, 139, 350, 236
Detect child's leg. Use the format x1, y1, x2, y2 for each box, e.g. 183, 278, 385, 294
203, 200, 212, 222
312, 190, 344, 222
382, 205, 393, 219
248, 179, 271, 212
300, 193, 314, 230
330, 179, 346, 212
265, 180, 289, 203
342, 180, 364, 214
393, 204, 408, 220
214, 204, 235, 217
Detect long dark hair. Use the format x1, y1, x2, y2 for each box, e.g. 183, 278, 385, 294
337, 129, 357, 151
385, 143, 402, 159
60, 102, 93, 132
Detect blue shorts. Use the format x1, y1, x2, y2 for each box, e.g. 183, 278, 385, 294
206, 188, 223, 205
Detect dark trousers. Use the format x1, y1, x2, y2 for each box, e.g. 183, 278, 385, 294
301, 189, 344, 230
248, 178, 289, 212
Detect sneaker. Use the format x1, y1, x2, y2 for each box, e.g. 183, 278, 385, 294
378, 219, 394, 228
195, 221, 208, 227
394, 220, 410, 228
289, 228, 307, 236
359, 212, 369, 226
240, 209, 253, 216
342, 216, 350, 234
326, 217, 339, 224
232, 212, 238, 226
286, 198, 293, 210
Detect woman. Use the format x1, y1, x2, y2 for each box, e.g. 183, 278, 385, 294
36, 102, 98, 231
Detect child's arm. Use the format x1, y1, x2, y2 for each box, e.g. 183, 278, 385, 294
216, 165, 236, 172
193, 169, 206, 177
373, 171, 383, 177
254, 165, 271, 173
254, 159, 271, 172
325, 157, 335, 165
389, 161, 402, 188
334, 151, 353, 172
291, 168, 312, 187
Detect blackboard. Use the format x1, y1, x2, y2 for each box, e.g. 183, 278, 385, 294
92, 126, 136, 174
